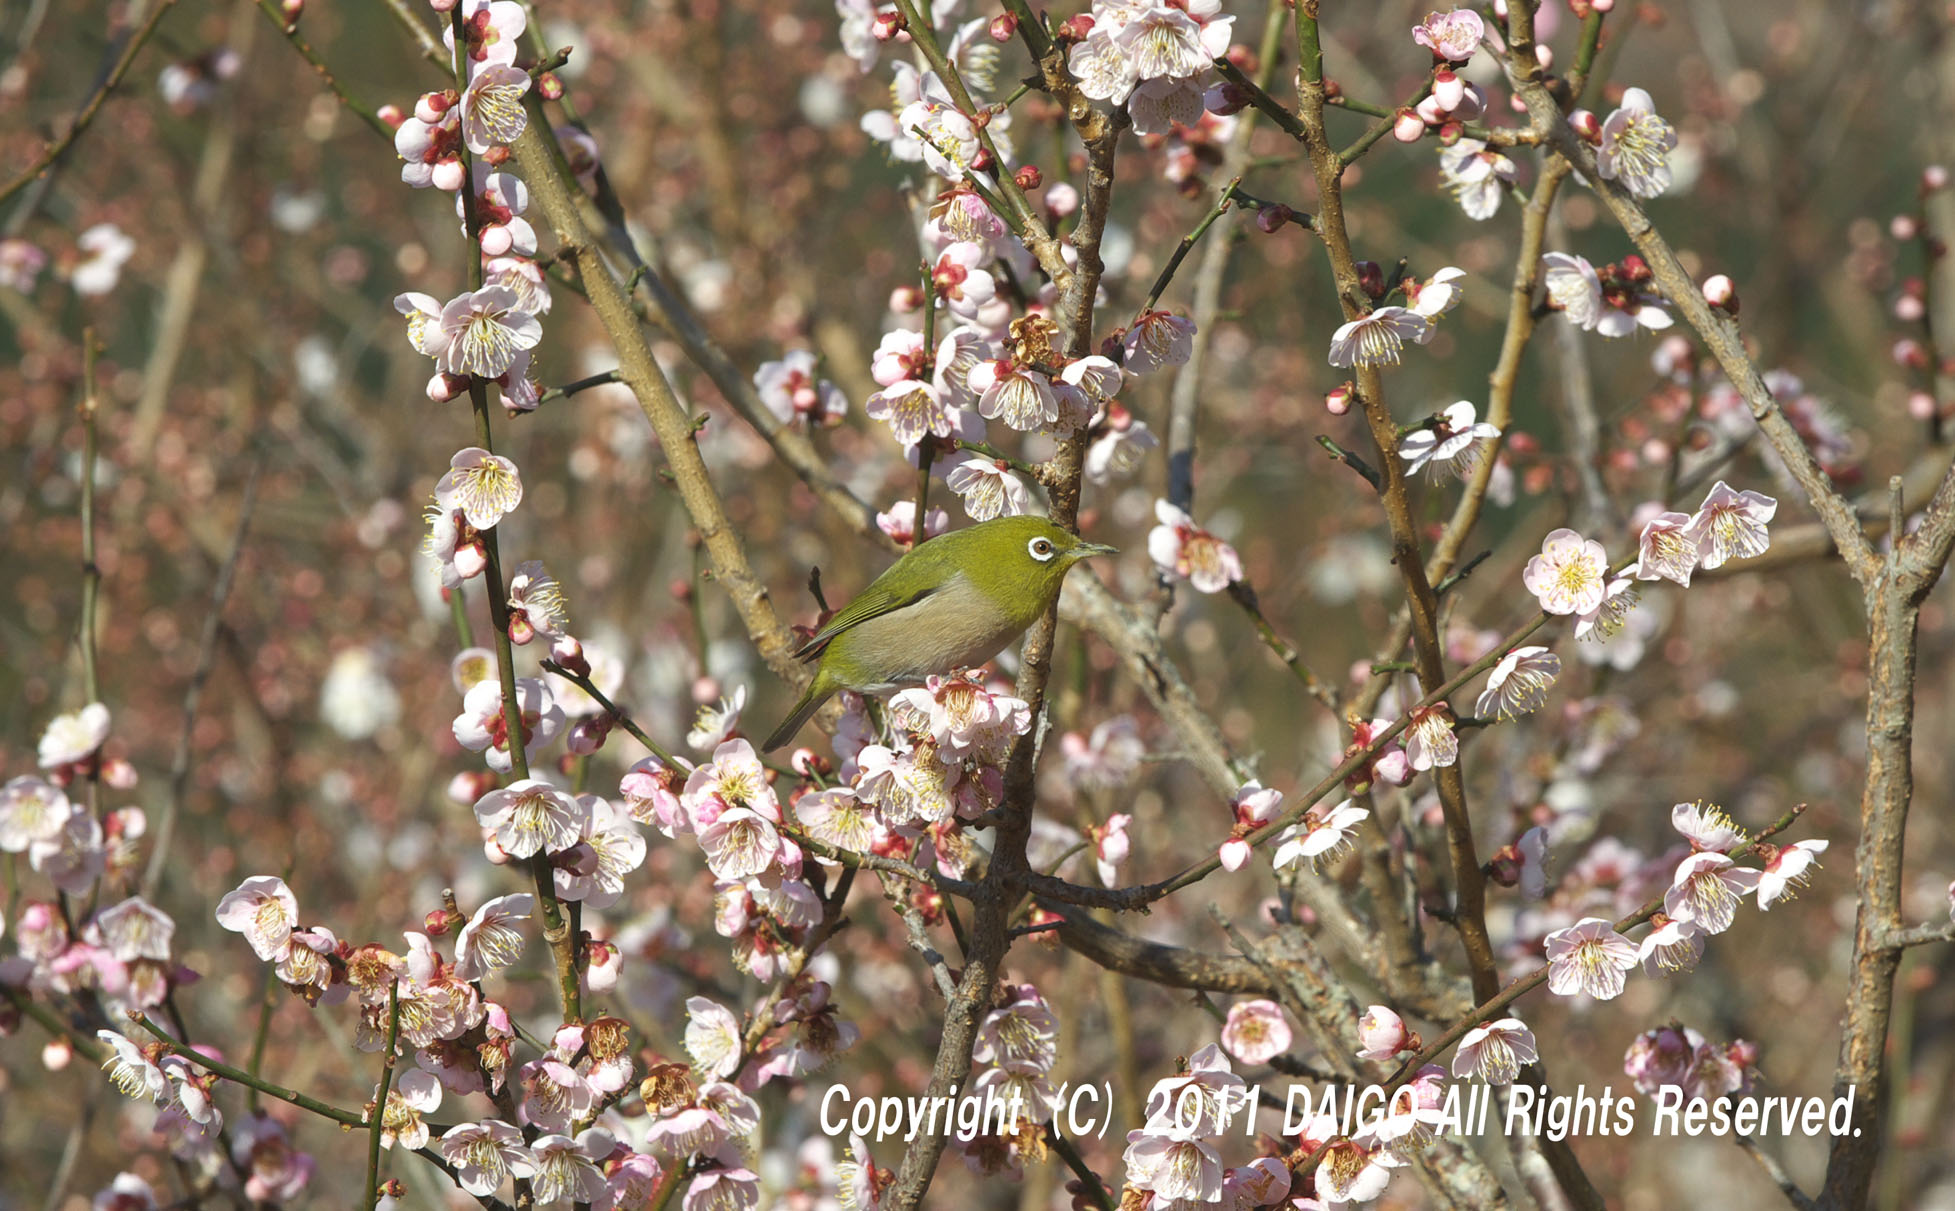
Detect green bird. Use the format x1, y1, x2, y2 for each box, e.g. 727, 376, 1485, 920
762, 515, 1117, 752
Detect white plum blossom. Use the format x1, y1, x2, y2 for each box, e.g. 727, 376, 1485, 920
38, 703, 111, 769
1399, 401, 1498, 478
1408, 267, 1467, 318
1543, 917, 1639, 1000
1541, 252, 1604, 329
459, 63, 530, 155
685, 997, 743, 1080
1439, 140, 1516, 220
1221, 999, 1291, 1065
1522, 527, 1610, 615
754, 350, 847, 427
1328, 306, 1433, 368
968, 359, 1060, 432
1638, 916, 1704, 975
528, 1131, 615, 1205
214, 876, 299, 961
555, 796, 646, 908
944, 457, 1032, 521
1597, 87, 1678, 199
1068, 0, 1233, 135
1085, 409, 1159, 482
1634, 510, 1701, 586
452, 676, 564, 773
1122, 311, 1196, 374
1413, 9, 1485, 61
377, 1070, 443, 1150
1452, 1019, 1536, 1085
473, 779, 584, 858
436, 445, 525, 530
98, 1030, 168, 1102
1403, 706, 1458, 770
1672, 801, 1747, 853
1685, 480, 1776, 570
440, 1120, 536, 1198
1475, 647, 1560, 720
71, 224, 136, 296
1758, 839, 1828, 910
1272, 800, 1369, 870
1, 776, 73, 852
1664, 852, 1762, 934
1147, 500, 1241, 592
430, 287, 542, 379
454, 893, 532, 981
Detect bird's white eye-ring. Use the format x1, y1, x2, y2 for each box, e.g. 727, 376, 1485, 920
1028, 537, 1056, 562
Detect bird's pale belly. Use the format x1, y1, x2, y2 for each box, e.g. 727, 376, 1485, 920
834, 576, 1020, 692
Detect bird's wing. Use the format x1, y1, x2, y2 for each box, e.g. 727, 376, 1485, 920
793, 581, 939, 661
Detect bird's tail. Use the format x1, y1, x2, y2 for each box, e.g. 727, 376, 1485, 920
763, 674, 833, 752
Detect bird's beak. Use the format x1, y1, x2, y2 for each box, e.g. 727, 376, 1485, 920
1075, 541, 1119, 558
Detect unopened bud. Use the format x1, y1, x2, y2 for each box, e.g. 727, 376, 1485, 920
1590, 0, 1615, 9
1893, 338, 1929, 370
538, 72, 564, 101
43, 1038, 73, 1071
1569, 109, 1601, 142
989, 13, 1017, 41
1619, 253, 1650, 281
790, 748, 830, 778
970, 147, 995, 173
425, 907, 462, 936
1207, 80, 1249, 116
1432, 71, 1465, 111
508, 614, 536, 646
427, 372, 467, 402
1326, 383, 1353, 415
1255, 203, 1294, 233
888, 283, 922, 313
691, 676, 721, 704
1535, 43, 1554, 70
1923, 164, 1949, 193
415, 91, 452, 122
453, 542, 488, 580
567, 716, 610, 755
483, 144, 512, 167
1355, 260, 1386, 299
102, 758, 138, 790
550, 634, 588, 676
280, 0, 303, 23
448, 770, 495, 804
668, 576, 693, 603
1058, 13, 1094, 42
1392, 108, 1426, 143
1486, 843, 1522, 887
872, 10, 905, 41
430, 156, 467, 192
1892, 214, 1920, 241
1045, 181, 1080, 217
1436, 120, 1464, 144
1907, 390, 1938, 420
429, 0, 457, 10
376, 104, 405, 128
1701, 273, 1738, 313
1014, 164, 1041, 190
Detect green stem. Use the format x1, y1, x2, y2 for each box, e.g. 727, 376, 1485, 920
365, 983, 402, 1211
78, 331, 100, 705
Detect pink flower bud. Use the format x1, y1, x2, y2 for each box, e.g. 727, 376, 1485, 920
871, 10, 904, 41
480, 224, 514, 257
970, 148, 995, 173
538, 72, 564, 101
1013, 164, 1041, 190
1895, 294, 1926, 322
1045, 181, 1080, 217
1907, 391, 1938, 421
430, 157, 467, 192
425, 908, 460, 936
427, 372, 468, 402
1891, 214, 1920, 241
1535, 43, 1553, 69
1701, 273, 1738, 313
1436, 119, 1464, 144
692, 676, 721, 704
567, 716, 609, 755
1569, 109, 1601, 142
989, 13, 1017, 41
1486, 844, 1522, 886
1355, 260, 1386, 298
888, 283, 923, 313
428, 0, 458, 10
453, 542, 488, 580
1219, 838, 1252, 872
1590, 0, 1614, 9
447, 770, 490, 804
1357, 1005, 1413, 1060
1326, 383, 1352, 415
280, 0, 303, 21
483, 145, 511, 167
1893, 338, 1929, 370
102, 758, 138, 790
377, 104, 405, 128
1432, 71, 1465, 111
508, 614, 536, 646
1058, 13, 1094, 41
43, 1038, 73, 1071
415, 92, 451, 122
1924, 164, 1949, 193
550, 634, 588, 676
484, 835, 511, 865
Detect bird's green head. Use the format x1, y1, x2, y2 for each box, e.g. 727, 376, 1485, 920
957, 515, 1117, 609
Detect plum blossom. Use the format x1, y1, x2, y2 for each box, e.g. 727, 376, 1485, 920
1634, 510, 1700, 586
95, 897, 173, 963
930, 241, 996, 319
1757, 839, 1827, 909
473, 779, 583, 858
1272, 800, 1369, 870
1403, 706, 1457, 770
1637, 915, 1703, 975
1328, 306, 1433, 368
459, 169, 535, 257
1399, 401, 1498, 478
1064, 717, 1146, 794
685, 997, 743, 1080
506, 561, 569, 641
445, 0, 525, 67
1597, 87, 1678, 199
230, 1113, 315, 1202
890, 673, 1031, 760
754, 350, 847, 426
98, 1030, 168, 1102
377, 1070, 443, 1150
0, 237, 48, 292
214, 876, 300, 961
1221, 999, 1292, 1065
1543, 917, 1638, 1000
1541, 252, 1604, 329
1672, 800, 1747, 853
1356, 1005, 1414, 1062
1315, 1137, 1398, 1204
944, 457, 1032, 521
1413, 9, 1484, 61
687, 687, 747, 753
440, 1119, 536, 1198
459, 63, 530, 154
1685, 480, 1776, 570
969, 358, 1060, 431
1522, 527, 1610, 615
1475, 647, 1560, 720
1439, 139, 1517, 220
1123, 310, 1197, 374
1067, 1, 1233, 135
452, 676, 564, 773
1408, 267, 1467, 318
435, 446, 524, 531
528, 1130, 614, 1204
1665, 853, 1761, 934
1219, 780, 1284, 872
71, 224, 136, 295
1, 776, 73, 851
428, 287, 542, 379
1452, 1019, 1536, 1084
39, 702, 112, 769
1148, 500, 1241, 592
395, 97, 464, 191
1573, 575, 1639, 644
875, 499, 949, 545
555, 796, 647, 907
30, 807, 104, 895
454, 893, 531, 981
1085, 406, 1159, 482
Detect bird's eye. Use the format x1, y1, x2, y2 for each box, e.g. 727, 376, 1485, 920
1028, 538, 1055, 562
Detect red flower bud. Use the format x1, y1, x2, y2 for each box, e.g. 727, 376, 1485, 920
989, 13, 1017, 41
1013, 164, 1041, 190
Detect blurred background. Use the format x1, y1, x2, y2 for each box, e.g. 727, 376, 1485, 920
2, 0, 1953, 1206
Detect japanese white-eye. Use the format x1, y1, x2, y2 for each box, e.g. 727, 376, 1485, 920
762, 515, 1117, 751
